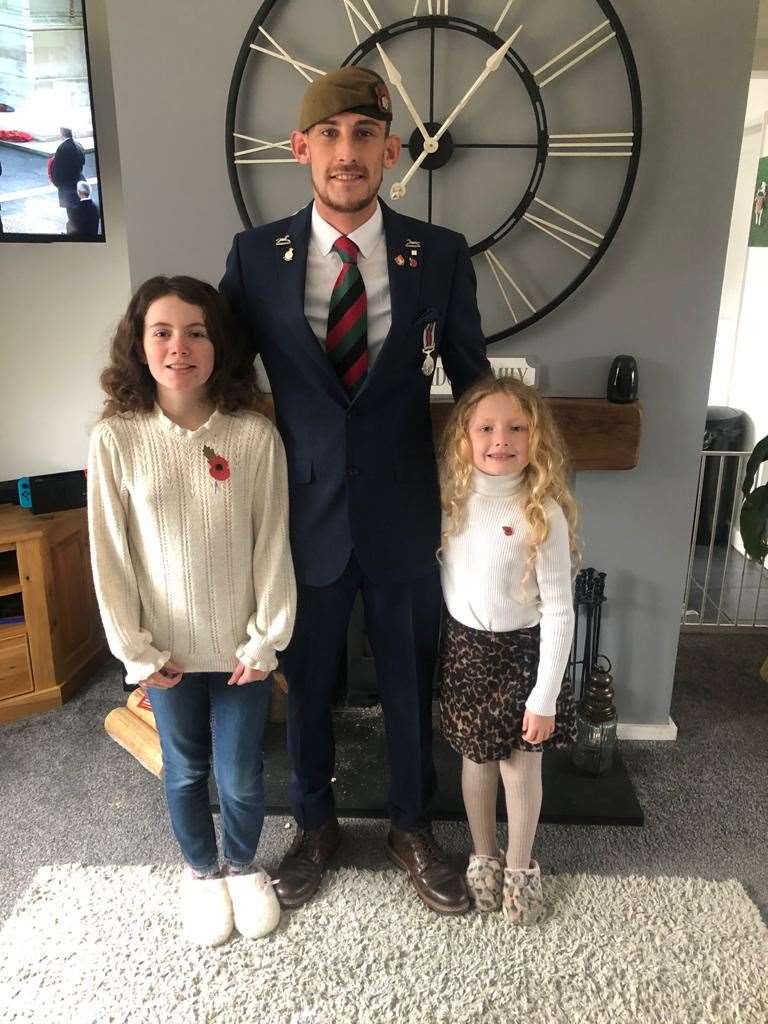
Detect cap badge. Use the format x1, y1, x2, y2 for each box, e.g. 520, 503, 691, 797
374, 82, 391, 113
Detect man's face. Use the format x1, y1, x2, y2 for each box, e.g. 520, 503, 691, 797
291, 112, 401, 215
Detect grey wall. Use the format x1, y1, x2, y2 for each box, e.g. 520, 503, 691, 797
103, 0, 759, 727
0, 0, 131, 479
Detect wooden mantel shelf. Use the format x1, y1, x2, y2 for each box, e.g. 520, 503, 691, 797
544, 398, 642, 471
430, 397, 641, 471
261, 395, 642, 472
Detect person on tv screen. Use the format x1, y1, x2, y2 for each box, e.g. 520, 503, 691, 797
50, 127, 85, 231
67, 180, 100, 238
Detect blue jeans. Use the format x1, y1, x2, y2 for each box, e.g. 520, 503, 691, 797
149, 671, 272, 873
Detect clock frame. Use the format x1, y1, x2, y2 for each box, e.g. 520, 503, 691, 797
225, 1, 642, 344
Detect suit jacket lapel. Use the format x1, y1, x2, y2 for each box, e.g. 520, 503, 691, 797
277, 202, 348, 404
353, 200, 423, 399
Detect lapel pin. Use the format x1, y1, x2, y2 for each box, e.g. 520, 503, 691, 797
283, 247, 294, 262
275, 234, 291, 246
394, 253, 405, 267
409, 257, 418, 268
406, 239, 421, 249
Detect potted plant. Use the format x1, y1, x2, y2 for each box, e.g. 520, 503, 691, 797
740, 434, 768, 562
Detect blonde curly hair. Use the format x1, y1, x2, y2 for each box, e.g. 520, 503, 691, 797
439, 376, 580, 582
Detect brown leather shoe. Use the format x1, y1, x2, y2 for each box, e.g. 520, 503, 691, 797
274, 818, 341, 908
386, 826, 470, 915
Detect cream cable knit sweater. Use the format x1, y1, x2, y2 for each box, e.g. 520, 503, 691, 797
440, 468, 574, 717
87, 406, 296, 686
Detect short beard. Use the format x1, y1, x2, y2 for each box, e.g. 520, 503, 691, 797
312, 168, 383, 214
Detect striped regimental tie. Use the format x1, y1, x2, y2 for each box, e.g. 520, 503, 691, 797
326, 235, 368, 394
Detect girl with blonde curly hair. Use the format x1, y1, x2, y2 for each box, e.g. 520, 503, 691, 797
438, 375, 579, 925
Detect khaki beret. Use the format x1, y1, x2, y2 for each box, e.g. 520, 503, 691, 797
299, 66, 393, 133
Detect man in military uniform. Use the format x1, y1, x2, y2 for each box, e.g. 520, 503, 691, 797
221, 67, 490, 914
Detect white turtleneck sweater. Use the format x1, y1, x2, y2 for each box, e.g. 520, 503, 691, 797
440, 469, 574, 717
87, 406, 296, 686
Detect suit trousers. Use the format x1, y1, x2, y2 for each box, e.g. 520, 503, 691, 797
282, 552, 441, 830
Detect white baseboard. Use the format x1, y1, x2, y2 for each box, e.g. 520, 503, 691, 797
617, 717, 678, 741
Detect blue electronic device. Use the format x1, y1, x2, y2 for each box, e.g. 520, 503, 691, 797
17, 477, 31, 508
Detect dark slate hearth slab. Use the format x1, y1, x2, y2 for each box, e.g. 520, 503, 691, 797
244, 706, 644, 826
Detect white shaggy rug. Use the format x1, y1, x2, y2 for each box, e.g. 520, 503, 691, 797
0, 866, 766, 1024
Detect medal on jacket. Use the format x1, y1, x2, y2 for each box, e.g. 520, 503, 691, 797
421, 321, 436, 376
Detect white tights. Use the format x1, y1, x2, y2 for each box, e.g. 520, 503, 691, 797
461, 751, 542, 870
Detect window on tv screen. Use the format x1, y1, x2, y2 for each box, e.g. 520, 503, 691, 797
0, 0, 105, 243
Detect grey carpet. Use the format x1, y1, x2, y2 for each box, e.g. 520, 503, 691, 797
0, 631, 767, 933
2, 864, 767, 1024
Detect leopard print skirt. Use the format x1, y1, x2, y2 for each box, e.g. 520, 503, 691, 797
439, 613, 577, 762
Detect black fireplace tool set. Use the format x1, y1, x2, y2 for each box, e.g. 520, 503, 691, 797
568, 568, 619, 775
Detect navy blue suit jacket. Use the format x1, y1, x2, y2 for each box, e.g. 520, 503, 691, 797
221, 199, 490, 587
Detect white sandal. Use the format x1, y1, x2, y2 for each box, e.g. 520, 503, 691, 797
226, 868, 281, 939
180, 873, 234, 947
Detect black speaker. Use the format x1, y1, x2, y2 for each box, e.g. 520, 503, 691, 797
28, 470, 87, 515
606, 355, 638, 403
0, 479, 20, 506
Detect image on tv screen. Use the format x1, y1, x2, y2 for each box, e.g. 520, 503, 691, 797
0, 0, 104, 243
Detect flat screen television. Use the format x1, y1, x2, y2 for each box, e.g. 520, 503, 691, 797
0, 0, 105, 243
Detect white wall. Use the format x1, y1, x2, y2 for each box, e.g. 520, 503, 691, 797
729, 115, 768, 450
709, 119, 764, 409
0, 0, 131, 480
709, 75, 768, 448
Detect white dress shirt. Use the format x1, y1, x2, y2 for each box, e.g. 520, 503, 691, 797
305, 202, 391, 366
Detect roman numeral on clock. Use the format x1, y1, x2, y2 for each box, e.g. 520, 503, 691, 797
523, 197, 603, 259
250, 27, 326, 82
535, 21, 616, 87
341, 0, 381, 44
483, 249, 536, 324
413, 1, 449, 13
232, 134, 296, 165
548, 132, 635, 157
493, 0, 522, 33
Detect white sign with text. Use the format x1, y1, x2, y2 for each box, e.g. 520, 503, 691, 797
430, 356, 537, 395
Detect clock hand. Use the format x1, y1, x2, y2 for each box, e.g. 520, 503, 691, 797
376, 45, 432, 145
390, 26, 522, 201
390, 147, 430, 200
433, 24, 523, 144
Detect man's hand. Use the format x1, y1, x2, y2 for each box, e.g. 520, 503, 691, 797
521, 709, 555, 744
141, 659, 183, 689
228, 662, 271, 686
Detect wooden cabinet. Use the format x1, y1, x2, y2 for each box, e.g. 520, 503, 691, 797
0, 505, 107, 724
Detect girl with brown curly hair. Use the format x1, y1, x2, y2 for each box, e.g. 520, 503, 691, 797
438, 376, 579, 925
88, 276, 296, 947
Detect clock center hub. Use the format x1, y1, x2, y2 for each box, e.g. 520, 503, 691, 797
407, 123, 454, 170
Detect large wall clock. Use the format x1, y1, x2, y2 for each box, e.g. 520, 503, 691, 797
226, 1, 641, 344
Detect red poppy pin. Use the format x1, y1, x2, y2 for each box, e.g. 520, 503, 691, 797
203, 444, 230, 483
502, 526, 514, 536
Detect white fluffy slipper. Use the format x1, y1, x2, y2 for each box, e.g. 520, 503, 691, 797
180, 873, 234, 947
226, 868, 281, 940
